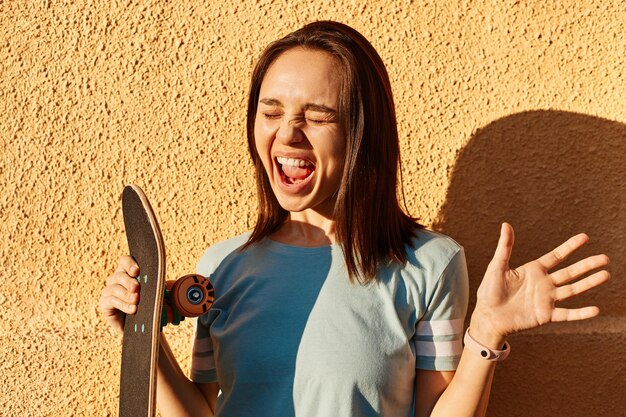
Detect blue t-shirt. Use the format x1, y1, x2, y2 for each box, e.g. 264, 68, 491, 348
191, 229, 468, 417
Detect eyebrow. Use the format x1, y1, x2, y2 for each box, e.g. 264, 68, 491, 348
259, 98, 337, 115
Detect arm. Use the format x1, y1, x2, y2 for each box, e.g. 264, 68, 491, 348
413, 328, 496, 417
156, 334, 218, 417
414, 370, 455, 417
416, 331, 497, 417
415, 223, 609, 417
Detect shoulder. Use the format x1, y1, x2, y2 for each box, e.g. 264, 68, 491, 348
196, 231, 252, 276
405, 228, 464, 272
403, 230, 469, 321
393, 229, 468, 297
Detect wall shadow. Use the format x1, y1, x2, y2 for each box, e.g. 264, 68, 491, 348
434, 110, 626, 416
435, 110, 625, 315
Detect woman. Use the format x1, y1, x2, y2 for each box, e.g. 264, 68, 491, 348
100, 21, 609, 417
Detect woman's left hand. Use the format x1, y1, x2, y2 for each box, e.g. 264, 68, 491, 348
470, 223, 610, 348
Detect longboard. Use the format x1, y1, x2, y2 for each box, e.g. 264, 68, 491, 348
118, 184, 215, 417
119, 184, 165, 417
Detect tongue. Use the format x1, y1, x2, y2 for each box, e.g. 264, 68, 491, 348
282, 164, 312, 180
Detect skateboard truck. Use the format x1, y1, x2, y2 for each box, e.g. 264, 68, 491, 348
161, 274, 214, 328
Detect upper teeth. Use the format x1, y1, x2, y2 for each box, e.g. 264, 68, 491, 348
277, 157, 310, 167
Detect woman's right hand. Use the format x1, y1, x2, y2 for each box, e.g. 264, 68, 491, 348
99, 256, 141, 334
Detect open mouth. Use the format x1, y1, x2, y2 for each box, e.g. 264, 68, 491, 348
275, 156, 315, 187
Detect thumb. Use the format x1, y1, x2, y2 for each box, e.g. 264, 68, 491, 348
490, 222, 515, 271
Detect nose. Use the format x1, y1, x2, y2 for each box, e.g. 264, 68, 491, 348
276, 117, 303, 145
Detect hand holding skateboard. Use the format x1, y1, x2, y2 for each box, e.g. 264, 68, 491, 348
100, 255, 141, 334
100, 260, 214, 333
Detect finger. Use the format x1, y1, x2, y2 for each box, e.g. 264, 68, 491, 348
551, 254, 610, 285
99, 281, 139, 314
551, 306, 600, 322
115, 255, 139, 276
537, 233, 589, 271
554, 270, 610, 301
106, 271, 140, 293
102, 282, 140, 306
489, 223, 515, 271
99, 293, 138, 315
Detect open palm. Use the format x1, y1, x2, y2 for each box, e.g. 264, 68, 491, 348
474, 223, 610, 339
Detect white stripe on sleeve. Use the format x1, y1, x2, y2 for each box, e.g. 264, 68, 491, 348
416, 318, 464, 337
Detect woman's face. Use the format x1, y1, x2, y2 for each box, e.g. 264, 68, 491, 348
254, 48, 346, 216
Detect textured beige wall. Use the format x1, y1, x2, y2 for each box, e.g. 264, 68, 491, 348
1, 1, 624, 416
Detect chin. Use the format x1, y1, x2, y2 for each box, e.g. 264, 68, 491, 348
274, 195, 311, 213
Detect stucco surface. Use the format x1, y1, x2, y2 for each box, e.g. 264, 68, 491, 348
1, 1, 624, 416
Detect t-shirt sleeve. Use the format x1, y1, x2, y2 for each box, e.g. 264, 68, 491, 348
412, 247, 469, 371
190, 312, 218, 383
189, 247, 222, 383
189, 234, 251, 383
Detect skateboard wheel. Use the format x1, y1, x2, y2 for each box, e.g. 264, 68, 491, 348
169, 274, 214, 317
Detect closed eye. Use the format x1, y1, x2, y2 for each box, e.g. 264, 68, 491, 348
306, 118, 331, 125
305, 114, 337, 125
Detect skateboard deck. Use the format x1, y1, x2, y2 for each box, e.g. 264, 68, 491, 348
119, 184, 165, 417
118, 184, 215, 417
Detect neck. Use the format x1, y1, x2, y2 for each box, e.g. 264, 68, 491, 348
271, 211, 337, 247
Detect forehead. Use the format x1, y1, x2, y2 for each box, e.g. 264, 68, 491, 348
259, 48, 342, 106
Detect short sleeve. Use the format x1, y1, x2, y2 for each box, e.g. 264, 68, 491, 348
189, 249, 222, 383
412, 247, 469, 371
190, 313, 218, 382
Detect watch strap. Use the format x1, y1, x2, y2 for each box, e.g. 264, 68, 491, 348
463, 328, 510, 361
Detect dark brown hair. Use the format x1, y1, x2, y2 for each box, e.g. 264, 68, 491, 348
244, 21, 422, 283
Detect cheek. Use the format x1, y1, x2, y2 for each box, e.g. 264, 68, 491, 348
323, 142, 346, 184
329, 136, 346, 171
